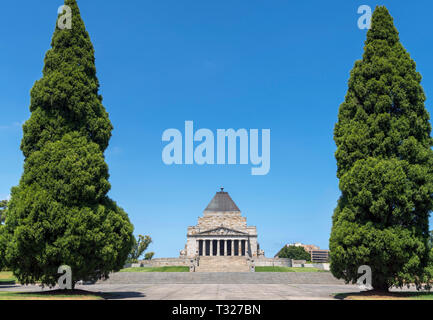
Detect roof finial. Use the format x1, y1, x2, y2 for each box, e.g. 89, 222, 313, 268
220, 187, 224, 192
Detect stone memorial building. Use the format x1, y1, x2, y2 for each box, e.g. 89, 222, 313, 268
136, 188, 291, 271
180, 188, 264, 272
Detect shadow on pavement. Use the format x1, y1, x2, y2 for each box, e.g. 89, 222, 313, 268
0, 283, 18, 288
104, 291, 146, 300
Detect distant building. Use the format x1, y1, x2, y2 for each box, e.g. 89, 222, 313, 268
180, 188, 264, 272
136, 188, 292, 271
285, 242, 329, 263
310, 250, 329, 263
183, 188, 261, 259
286, 242, 320, 254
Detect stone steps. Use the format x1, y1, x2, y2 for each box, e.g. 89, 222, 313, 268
98, 272, 344, 284
195, 256, 250, 272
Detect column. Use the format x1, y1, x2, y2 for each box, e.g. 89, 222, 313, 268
224, 240, 227, 256
231, 240, 234, 256
217, 239, 220, 256
238, 240, 242, 256
210, 239, 213, 256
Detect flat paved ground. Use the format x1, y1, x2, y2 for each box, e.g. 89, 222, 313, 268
1, 272, 420, 300
0, 272, 358, 300
0, 283, 361, 300
0, 272, 426, 300
85, 283, 365, 300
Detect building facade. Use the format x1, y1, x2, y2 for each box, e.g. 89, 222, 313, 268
129, 188, 291, 272
181, 188, 263, 259
310, 250, 329, 263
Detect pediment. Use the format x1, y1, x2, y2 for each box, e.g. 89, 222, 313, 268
196, 227, 248, 236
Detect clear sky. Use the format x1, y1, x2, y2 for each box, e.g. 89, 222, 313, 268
1, 1, 433, 258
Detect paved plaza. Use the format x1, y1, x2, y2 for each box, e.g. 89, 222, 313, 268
2, 272, 426, 300
0, 272, 362, 300
0, 282, 360, 300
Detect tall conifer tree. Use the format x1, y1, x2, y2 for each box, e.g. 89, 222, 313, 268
3, 0, 134, 287
330, 6, 433, 291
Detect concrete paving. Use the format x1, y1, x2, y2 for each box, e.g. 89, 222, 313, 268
2, 270, 426, 300
95, 283, 365, 300
0, 282, 361, 300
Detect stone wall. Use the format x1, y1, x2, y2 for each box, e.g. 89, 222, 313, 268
186, 237, 198, 258
248, 237, 258, 257
254, 257, 291, 267
131, 258, 192, 268
304, 263, 330, 271
194, 211, 249, 233
124, 258, 329, 271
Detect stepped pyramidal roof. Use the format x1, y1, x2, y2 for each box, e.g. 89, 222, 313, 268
204, 188, 240, 212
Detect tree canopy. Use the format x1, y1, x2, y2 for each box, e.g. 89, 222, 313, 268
330, 6, 433, 291
276, 245, 311, 261
128, 235, 152, 263
1, 0, 134, 287
145, 252, 155, 261
0, 200, 7, 225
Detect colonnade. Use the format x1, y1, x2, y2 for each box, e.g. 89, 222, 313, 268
197, 239, 248, 256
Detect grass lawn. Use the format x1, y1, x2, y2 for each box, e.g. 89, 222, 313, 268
0, 272, 17, 284
0, 290, 106, 300
120, 266, 190, 272
255, 266, 328, 272
334, 291, 433, 300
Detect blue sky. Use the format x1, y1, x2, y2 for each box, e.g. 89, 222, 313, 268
1, 1, 433, 257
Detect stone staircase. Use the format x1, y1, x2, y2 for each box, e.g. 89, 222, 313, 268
194, 256, 251, 272
98, 272, 344, 284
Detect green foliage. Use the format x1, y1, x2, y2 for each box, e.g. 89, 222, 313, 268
330, 6, 433, 291
2, 0, 134, 287
21, 1, 112, 158
128, 235, 152, 263
428, 231, 433, 250
276, 246, 311, 261
0, 229, 5, 271
0, 200, 8, 270
0, 200, 7, 224
145, 252, 155, 260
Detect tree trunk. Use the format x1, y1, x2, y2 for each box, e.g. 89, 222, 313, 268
372, 280, 389, 292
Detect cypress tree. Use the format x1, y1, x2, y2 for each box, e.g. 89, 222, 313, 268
0, 200, 7, 271
3, 0, 134, 287
330, 6, 433, 291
